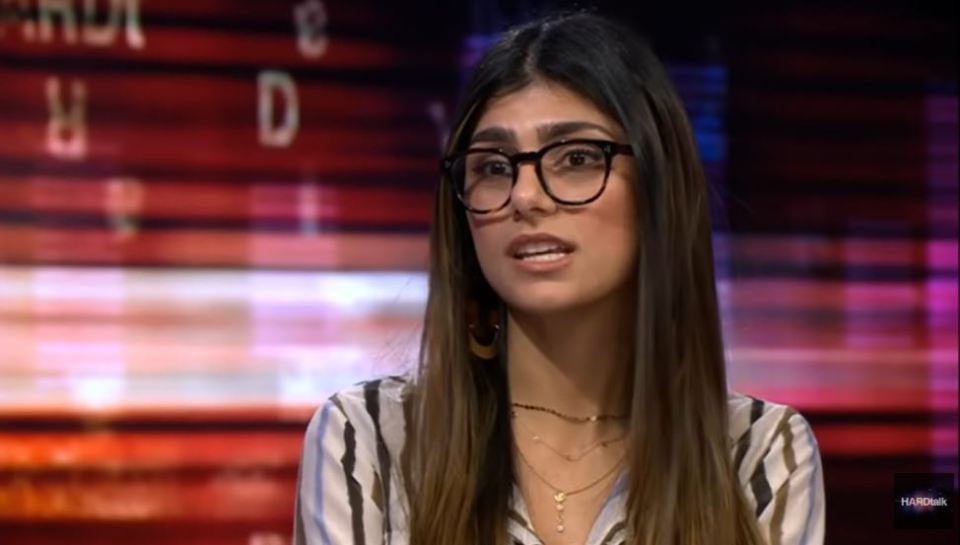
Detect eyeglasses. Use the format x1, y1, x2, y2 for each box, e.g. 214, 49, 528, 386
441, 138, 634, 214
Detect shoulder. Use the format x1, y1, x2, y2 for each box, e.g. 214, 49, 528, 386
304, 374, 412, 461
727, 391, 826, 544
727, 390, 819, 464
321, 374, 411, 421
295, 375, 414, 541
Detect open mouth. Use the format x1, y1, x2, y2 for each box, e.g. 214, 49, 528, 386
512, 243, 574, 262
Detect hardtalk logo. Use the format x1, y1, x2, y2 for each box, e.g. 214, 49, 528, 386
900, 496, 949, 507
894, 473, 956, 530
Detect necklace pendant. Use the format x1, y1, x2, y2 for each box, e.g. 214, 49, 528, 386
554, 491, 567, 533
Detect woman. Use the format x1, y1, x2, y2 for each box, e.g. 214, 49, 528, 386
294, 12, 825, 545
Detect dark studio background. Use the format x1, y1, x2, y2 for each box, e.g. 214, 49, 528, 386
0, 1, 956, 544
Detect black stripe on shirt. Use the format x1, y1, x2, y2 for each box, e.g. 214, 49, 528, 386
364, 379, 394, 540
598, 520, 627, 545
734, 397, 766, 472
507, 508, 538, 536
330, 395, 366, 545
748, 398, 778, 518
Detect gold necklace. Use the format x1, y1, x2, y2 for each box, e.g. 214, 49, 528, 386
513, 439, 625, 535
510, 409, 625, 462
511, 401, 627, 423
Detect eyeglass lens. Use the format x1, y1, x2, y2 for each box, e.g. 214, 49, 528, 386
453, 141, 609, 212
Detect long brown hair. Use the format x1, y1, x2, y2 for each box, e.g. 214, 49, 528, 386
400, 12, 766, 545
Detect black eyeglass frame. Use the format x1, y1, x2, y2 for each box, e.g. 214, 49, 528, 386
440, 138, 634, 214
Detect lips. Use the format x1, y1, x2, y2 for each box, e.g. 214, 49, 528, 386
506, 233, 577, 259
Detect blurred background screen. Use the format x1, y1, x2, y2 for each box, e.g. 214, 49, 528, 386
0, 1, 956, 544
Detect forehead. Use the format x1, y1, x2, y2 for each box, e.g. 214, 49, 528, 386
472, 80, 622, 140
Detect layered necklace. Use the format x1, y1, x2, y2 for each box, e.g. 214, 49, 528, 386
510, 402, 627, 535
511, 409, 624, 461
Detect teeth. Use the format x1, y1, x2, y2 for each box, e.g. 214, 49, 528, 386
520, 252, 568, 262
515, 241, 568, 257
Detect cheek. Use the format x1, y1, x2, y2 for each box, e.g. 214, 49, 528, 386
468, 222, 528, 304
467, 219, 504, 277
592, 184, 639, 270
472, 231, 496, 266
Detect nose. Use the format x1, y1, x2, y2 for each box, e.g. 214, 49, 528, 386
510, 161, 555, 216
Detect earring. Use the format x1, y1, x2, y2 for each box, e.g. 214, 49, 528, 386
468, 322, 500, 360
467, 300, 501, 360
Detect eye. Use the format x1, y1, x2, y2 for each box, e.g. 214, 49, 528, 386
472, 158, 512, 177
559, 147, 603, 167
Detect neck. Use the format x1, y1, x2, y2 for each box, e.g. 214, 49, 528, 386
505, 283, 635, 419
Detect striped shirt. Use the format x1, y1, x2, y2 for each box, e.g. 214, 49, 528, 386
293, 375, 825, 545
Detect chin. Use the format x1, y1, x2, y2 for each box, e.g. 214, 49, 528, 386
500, 286, 589, 316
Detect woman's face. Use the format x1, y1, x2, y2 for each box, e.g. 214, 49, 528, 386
466, 80, 638, 315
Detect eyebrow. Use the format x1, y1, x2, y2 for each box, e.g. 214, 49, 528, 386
469, 121, 616, 146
